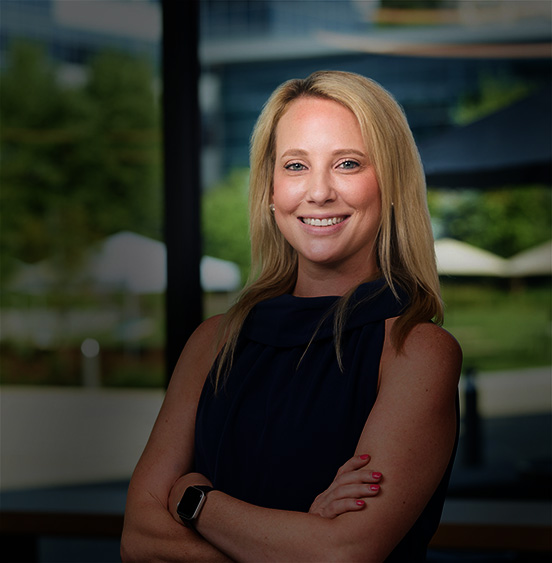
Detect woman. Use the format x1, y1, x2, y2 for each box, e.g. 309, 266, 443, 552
121, 70, 462, 562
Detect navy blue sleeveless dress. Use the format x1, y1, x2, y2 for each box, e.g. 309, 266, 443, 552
195, 279, 457, 561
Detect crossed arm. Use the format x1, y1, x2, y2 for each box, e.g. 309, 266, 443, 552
121, 315, 461, 562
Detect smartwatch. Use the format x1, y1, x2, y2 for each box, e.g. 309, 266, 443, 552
176, 485, 214, 527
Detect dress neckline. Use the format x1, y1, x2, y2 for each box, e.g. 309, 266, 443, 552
242, 279, 409, 347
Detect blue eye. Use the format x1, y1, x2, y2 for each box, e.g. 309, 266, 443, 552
339, 160, 359, 170
285, 162, 306, 171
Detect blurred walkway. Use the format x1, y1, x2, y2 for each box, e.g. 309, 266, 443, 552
451, 366, 551, 500
458, 366, 551, 417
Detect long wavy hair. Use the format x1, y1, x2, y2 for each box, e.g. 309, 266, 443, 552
212, 70, 442, 386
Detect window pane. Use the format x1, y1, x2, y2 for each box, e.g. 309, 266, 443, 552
1, 1, 164, 390
1, 0, 164, 498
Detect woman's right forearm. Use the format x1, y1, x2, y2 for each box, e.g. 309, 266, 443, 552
120, 315, 234, 560
121, 495, 232, 562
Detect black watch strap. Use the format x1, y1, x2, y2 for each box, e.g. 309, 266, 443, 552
195, 485, 214, 494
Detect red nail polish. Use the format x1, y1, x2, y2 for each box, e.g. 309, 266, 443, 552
360, 454, 370, 460
356, 500, 365, 506
370, 485, 380, 492
372, 472, 382, 479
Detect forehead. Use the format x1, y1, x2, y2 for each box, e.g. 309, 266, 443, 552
275, 97, 363, 149
278, 97, 358, 127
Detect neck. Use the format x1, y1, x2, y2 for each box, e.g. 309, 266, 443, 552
293, 260, 380, 298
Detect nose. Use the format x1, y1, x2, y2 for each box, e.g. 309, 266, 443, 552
306, 169, 336, 206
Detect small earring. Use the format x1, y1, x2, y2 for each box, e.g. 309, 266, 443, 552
269, 203, 275, 213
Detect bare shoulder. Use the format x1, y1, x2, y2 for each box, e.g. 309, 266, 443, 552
169, 314, 225, 389
382, 319, 462, 394
404, 322, 462, 364
185, 314, 225, 353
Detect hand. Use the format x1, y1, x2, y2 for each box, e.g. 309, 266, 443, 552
168, 472, 213, 524
308, 454, 382, 519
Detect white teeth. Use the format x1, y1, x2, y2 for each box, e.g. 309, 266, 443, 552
302, 217, 345, 226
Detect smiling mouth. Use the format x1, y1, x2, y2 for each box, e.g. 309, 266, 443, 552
300, 216, 347, 227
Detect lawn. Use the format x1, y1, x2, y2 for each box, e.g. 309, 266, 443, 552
441, 281, 551, 373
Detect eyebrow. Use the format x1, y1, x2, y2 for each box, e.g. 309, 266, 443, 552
280, 148, 367, 159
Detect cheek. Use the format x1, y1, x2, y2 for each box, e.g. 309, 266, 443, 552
345, 180, 381, 210
361, 175, 381, 207
273, 178, 302, 211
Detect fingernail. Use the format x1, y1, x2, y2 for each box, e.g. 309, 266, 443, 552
360, 454, 370, 460
372, 472, 382, 480
370, 485, 380, 492
356, 500, 365, 506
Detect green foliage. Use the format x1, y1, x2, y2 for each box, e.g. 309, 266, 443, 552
1, 41, 93, 279
0, 41, 162, 287
83, 50, 162, 238
428, 187, 552, 257
201, 168, 251, 282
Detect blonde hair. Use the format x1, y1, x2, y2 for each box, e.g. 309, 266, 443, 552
213, 70, 442, 385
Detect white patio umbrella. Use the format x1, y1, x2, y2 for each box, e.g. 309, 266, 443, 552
88, 231, 166, 294
508, 240, 552, 277
434, 238, 508, 277
88, 231, 241, 293
201, 255, 241, 292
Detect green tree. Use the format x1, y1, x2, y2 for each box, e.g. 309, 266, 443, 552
0, 41, 95, 283
83, 49, 162, 239
0, 42, 162, 288
428, 187, 551, 257
202, 169, 251, 282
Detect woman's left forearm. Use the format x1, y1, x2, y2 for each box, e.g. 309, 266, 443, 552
192, 490, 337, 562
168, 477, 376, 562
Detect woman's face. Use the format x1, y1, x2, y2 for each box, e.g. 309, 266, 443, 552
272, 96, 381, 278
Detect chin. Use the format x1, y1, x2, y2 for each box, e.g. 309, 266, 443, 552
301, 254, 347, 268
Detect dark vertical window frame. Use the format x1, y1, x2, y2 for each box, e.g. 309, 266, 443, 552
161, 0, 203, 383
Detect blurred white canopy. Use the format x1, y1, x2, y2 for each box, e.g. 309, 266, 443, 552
88, 231, 166, 293
200, 255, 242, 292
88, 231, 242, 293
434, 238, 508, 277
10, 231, 242, 294
508, 240, 552, 277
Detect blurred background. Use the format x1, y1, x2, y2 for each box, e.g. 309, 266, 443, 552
0, 1, 550, 561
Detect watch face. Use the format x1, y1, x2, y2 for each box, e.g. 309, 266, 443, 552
177, 486, 206, 521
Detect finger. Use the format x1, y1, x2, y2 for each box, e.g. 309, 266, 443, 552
318, 498, 368, 519
334, 469, 383, 487
329, 483, 382, 502
336, 453, 371, 476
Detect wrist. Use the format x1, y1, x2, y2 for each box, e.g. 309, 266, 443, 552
169, 473, 213, 523
177, 485, 214, 527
